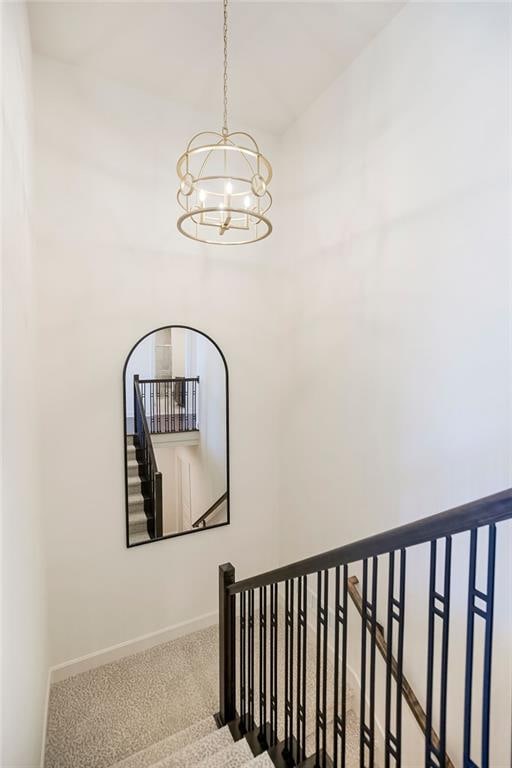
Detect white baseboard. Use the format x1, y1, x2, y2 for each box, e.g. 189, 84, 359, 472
48, 610, 218, 684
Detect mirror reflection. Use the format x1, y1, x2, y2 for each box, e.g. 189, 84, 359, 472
124, 326, 228, 546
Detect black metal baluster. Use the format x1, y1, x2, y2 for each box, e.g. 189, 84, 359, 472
369, 557, 377, 768
315, 570, 329, 767
334, 566, 340, 768
296, 575, 308, 763
240, 591, 246, 729
360, 558, 377, 767
482, 525, 496, 765
426, 537, 452, 768
285, 580, 295, 752
385, 549, 406, 767
464, 525, 497, 768
259, 585, 267, 735
334, 564, 348, 768
270, 583, 278, 744
248, 589, 255, 729
360, 560, 368, 768
316, 572, 322, 761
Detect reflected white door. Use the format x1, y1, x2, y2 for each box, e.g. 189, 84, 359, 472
176, 456, 192, 531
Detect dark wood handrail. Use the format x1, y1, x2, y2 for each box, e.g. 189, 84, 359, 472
227, 488, 512, 595
192, 492, 228, 528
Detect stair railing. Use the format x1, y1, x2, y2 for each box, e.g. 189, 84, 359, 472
138, 376, 199, 434
218, 489, 512, 768
133, 375, 163, 538
192, 492, 228, 529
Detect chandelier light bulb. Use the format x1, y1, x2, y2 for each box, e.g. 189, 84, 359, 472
176, 0, 272, 245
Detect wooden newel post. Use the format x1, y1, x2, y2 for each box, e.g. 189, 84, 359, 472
219, 562, 236, 726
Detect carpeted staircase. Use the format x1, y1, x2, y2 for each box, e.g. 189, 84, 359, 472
126, 435, 151, 543
108, 712, 362, 768
110, 718, 273, 768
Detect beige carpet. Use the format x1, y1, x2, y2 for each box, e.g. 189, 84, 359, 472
44, 622, 363, 768
45, 626, 219, 768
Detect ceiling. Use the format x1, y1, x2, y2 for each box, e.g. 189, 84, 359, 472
28, 1, 405, 136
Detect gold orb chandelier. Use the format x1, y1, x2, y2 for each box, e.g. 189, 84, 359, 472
176, 0, 273, 245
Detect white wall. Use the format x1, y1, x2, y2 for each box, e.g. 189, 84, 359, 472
32, 53, 283, 667
277, 2, 511, 765
1, 5, 49, 766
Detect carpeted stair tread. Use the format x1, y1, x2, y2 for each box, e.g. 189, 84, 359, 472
151, 725, 234, 768
129, 531, 151, 544
191, 738, 253, 768
109, 717, 217, 768
250, 752, 274, 766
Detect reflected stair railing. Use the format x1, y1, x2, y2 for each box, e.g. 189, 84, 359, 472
133, 375, 163, 539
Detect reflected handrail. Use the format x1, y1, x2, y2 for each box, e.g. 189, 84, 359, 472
192, 492, 228, 529
133, 375, 163, 539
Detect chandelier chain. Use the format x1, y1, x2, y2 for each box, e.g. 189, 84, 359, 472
223, 0, 228, 134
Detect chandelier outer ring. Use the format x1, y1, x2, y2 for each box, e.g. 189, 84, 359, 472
176, 143, 272, 186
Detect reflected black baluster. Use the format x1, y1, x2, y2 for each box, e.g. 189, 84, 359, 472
157, 381, 161, 433
165, 381, 169, 433
240, 592, 247, 729
270, 583, 278, 744
426, 537, 451, 767
259, 586, 267, 736
185, 379, 189, 430
149, 382, 153, 432
464, 526, 497, 768
249, 590, 255, 729
172, 379, 175, 432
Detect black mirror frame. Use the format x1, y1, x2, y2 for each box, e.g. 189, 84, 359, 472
123, 324, 230, 547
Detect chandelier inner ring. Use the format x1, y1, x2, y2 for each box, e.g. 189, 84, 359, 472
177, 207, 272, 246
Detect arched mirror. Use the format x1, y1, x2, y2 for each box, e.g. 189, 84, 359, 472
123, 326, 229, 546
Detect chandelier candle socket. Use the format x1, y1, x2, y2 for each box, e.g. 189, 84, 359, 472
176, 0, 273, 245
